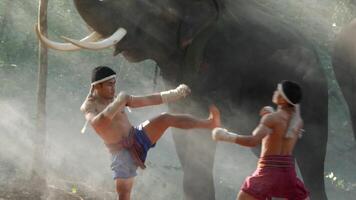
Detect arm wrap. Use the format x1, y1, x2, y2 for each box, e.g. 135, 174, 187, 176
160, 84, 191, 103
212, 128, 239, 143
102, 92, 128, 119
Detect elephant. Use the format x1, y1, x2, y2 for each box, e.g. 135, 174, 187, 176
332, 18, 356, 143
37, 0, 340, 199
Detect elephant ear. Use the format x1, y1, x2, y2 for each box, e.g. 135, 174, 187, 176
178, 0, 219, 49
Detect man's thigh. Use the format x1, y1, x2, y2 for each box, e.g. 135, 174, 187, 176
142, 114, 170, 143
116, 177, 134, 194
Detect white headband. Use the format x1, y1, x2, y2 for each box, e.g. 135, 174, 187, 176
277, 83, 296, 106
87, 74, 117, 98
91, 74, 116, 86
277, 83, 303, 138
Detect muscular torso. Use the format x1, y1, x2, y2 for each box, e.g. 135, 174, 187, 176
83, 96, 132, 145
260, 110, 300, 157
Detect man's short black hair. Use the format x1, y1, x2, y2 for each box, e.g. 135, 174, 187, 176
91, 66, 116, 84
280, 80, 302, 105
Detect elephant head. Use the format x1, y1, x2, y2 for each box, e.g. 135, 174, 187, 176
37, 0, 220, 65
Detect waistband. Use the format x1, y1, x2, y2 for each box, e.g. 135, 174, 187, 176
105, 127, 135, 154
104, 127, 146, 169
258, 155, 295, 168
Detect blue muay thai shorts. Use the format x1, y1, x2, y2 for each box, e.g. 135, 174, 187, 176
110, 124, 155, 179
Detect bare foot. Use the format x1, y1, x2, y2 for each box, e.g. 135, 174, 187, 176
208, 105, 221, 128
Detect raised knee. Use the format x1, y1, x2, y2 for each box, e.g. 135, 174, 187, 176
159, 112, 173, 123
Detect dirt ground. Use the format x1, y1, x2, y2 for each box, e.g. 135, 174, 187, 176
0, 179, 116, 200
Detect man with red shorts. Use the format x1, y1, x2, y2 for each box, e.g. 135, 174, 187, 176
212, 80, 309, 200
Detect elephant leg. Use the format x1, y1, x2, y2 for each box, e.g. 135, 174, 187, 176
349, 97, 356, 142
172, 129, 217, 200
333, 57, 356, 141
295, 118, 328, 200
338, 72, 356, 141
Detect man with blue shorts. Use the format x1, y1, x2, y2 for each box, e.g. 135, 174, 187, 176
80, 66, 220, 200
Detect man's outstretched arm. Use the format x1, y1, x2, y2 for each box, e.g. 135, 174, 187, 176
126, 84, 191, 108
212, 114, 273, 147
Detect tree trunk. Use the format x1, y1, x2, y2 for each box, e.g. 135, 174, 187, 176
0, 0, 14, 61
31, 0, 49, 198
0, 0, 13, 39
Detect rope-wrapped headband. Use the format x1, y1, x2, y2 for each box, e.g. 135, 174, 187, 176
277, 80, 302, 106
277, 80, 303, 138
277, 83, 296, 106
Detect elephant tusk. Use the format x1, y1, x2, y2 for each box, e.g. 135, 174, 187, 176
34, 23, 101, 51
61, 28, 127, 50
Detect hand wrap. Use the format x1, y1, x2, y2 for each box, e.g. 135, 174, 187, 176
160, 84, 191, 103
212, 128, 238, 143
